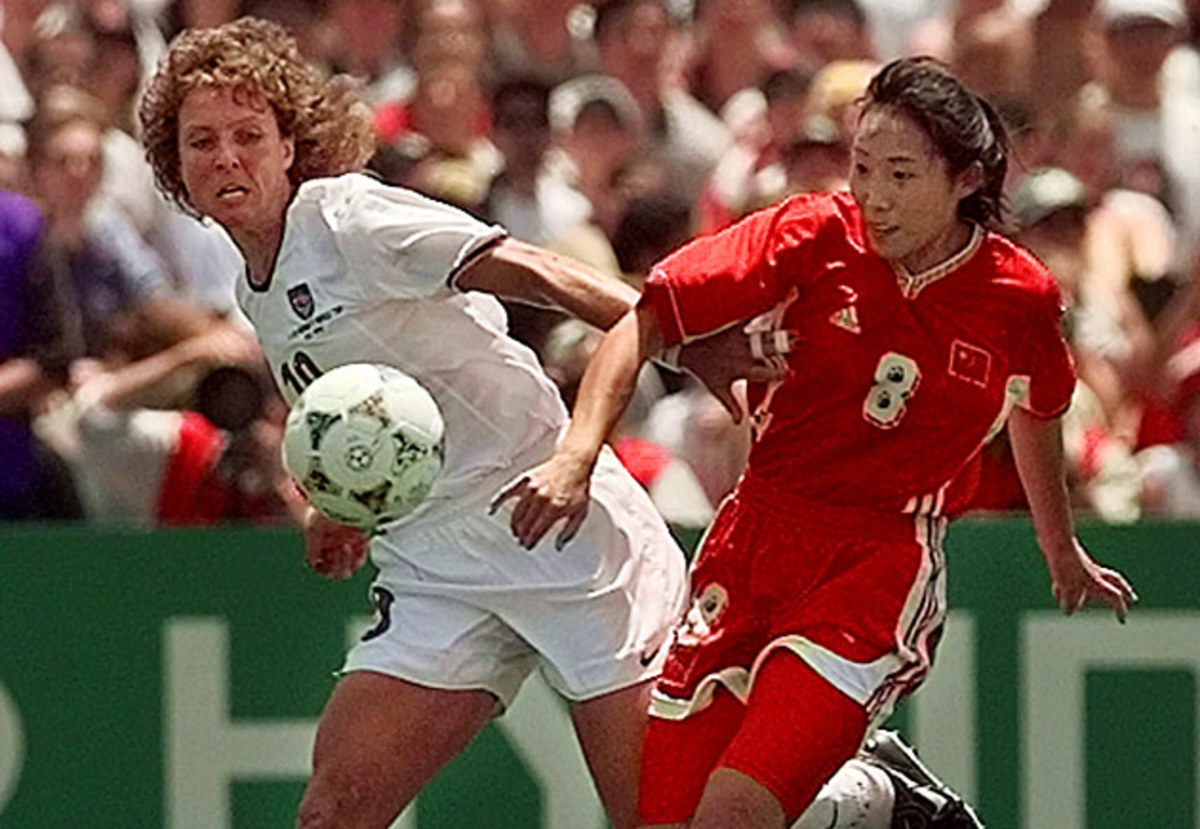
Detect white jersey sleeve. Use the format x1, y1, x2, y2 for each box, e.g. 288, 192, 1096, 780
317, 174, 505, 299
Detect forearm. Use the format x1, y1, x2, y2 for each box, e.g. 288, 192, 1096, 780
1007, 407, 1076, 558
85, 323, 256, 411
557, 306, 663, 466
83, 347, 196, 411
455, 239, 639, 331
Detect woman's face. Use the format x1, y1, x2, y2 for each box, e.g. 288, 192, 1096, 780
849, 106, 976, 272
177, 85, 295, 235
32, 119, 104, 219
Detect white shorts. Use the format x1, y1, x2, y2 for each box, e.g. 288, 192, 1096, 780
341, 447, 689, 708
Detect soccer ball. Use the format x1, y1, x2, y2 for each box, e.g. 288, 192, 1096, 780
283, 363, 446, 529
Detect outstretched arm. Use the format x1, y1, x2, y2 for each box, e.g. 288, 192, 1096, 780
1007, 407, 1137, 621
455, 237, 789, 418
494, 304, 662, 549
454, 238, 639, 331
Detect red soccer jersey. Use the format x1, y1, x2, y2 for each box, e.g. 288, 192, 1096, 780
641, 190, 1075, 516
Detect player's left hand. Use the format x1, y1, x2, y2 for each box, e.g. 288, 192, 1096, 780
303, 508, 369, 579
491, 452, 593, 550
680, 325, 794, 423
1046, 538, 1138, 623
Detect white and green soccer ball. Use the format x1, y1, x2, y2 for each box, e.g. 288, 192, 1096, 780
283, 363, 445, 530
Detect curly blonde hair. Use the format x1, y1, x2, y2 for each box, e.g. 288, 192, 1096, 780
138, 17, 377, 217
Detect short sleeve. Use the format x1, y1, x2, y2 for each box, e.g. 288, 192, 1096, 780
319, 175, 506, 300
639, 193, 829, 345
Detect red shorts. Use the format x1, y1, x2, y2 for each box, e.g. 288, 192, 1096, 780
639, 478, 948, 821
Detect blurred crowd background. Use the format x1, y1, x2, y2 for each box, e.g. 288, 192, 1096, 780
2, 0, 1200, 529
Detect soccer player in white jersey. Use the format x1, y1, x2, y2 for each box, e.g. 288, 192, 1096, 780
138, 16, 793, 829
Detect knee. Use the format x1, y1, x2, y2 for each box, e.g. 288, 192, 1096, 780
295, 782, 347, 829
295, 796, 336, 829
691, 768, 787, 829
296, 769, 405, 829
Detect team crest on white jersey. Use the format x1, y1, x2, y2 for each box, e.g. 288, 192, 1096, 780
287, 283, 315, 319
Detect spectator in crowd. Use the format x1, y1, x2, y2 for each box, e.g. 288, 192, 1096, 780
22, 84, 215, 365
1045, 90, 1191, 456
592, 0, 732, 205
1029, 0, 1097, 125
696, 65, 814, 234
1013, 167, 1143, 521
806, 58, 878, 142
0, 0, 43, 126
488, 0, 602, 87
34, 324, 291, 526
483, 76, 589, 247
784, 0, 879, 69
23, 6, 155, 230
0, 189, 81, 520
1087, 0, 1200, 267
372, 2, 497, 212
946, 0, 1033, 103
16, 5, 243, 318
481, 76, 598, 353
319, 0, 414, 104
370, 0, 489, 149
781, 115, 850, 196
1109, 246, 1200, 517
1135, 276, 1200, 517
378, 57, 499, 213
547, 72, 644, 242
907, 0, 1029, 70
611, 188, 695, 282
0, 122, 26, 190
407, 0, 489, 79
77, 4, 144, 134
682, 0, 795, 118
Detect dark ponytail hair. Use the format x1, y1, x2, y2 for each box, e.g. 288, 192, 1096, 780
861, 57, 1010, 230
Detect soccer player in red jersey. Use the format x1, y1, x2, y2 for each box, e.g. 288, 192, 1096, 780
498, 57, 1137, 827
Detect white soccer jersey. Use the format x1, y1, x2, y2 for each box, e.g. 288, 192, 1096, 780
236, 174, 569, 525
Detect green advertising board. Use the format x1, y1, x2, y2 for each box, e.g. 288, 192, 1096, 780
0, 519, 1196, 828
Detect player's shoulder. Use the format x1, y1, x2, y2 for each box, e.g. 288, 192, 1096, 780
300, 172, 482, 231
293, 173, 431, 239
753, 188, 863, 250
772, 188, 857, 227
294, 172, 395, 218
976, 230, 1064, 307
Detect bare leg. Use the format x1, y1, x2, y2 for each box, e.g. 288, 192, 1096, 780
683, 653, 866, 829
296, 670, 497, 829
691, 768, 787, 829
570, 678, 656, 829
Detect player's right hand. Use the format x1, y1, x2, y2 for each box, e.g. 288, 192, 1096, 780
303, 507, 369, 579
491, 453, 593, 551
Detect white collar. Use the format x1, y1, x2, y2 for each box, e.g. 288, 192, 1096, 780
893, 224, 984, 299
